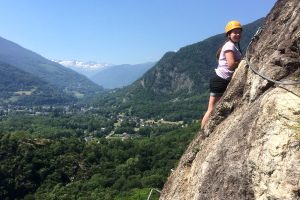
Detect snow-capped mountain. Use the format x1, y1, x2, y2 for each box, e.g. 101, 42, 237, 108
54, 60, 112, 77
54, 59, 156, 89
90, 62, 155, 89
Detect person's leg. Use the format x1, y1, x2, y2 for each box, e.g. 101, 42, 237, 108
201, 95, 221, 129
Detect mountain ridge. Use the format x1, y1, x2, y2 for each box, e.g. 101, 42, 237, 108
90, 62, 155, 89
56, 60, 156, 89
0, 36, 102, 95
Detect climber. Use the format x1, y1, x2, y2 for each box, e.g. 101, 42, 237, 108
201, 20, 243, 129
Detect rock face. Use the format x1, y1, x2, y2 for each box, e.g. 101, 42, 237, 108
160, 0, 300, 199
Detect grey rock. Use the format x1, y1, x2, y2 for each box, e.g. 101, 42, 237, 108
160, 0, 300, 199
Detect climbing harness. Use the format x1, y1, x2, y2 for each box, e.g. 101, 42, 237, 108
244, 27, 300, 85
146, 188, 161, 200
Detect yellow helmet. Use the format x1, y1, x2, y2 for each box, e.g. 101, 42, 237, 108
225, 20, 242, 33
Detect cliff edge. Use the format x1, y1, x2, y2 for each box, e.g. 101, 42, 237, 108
160, 0, 300, 199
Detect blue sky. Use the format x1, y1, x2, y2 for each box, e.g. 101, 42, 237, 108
0, 0, 276, 65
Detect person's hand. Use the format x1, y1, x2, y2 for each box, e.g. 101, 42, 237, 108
234, 61, 240, 69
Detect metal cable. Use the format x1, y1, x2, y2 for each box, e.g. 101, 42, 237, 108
146, 188, 161, 200
245, 27, 300, 85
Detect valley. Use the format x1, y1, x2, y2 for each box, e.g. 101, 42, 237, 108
0, 103, 186, 139
0, 18, 264, 199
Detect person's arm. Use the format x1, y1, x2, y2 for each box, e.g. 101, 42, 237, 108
225, 50, 239, 71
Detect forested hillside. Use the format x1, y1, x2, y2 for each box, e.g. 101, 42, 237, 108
0, 117, 198, 199
0, 36, 102, 97
0, 62, 75, 105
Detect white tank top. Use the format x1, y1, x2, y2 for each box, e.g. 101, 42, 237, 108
215, 40, 242, 80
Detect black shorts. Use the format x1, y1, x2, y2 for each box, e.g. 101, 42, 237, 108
209, 74, 230, 97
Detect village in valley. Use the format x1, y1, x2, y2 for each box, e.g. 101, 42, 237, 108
0, 104, 185, 141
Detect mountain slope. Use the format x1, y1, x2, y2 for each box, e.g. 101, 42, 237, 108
160, 0, 300, 199
0, 37, 102, 95
90, 62, 155, 89
0, 62, 74, 105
